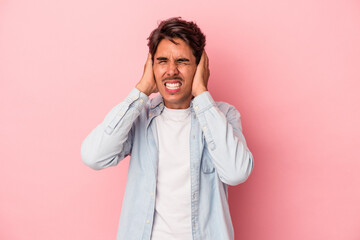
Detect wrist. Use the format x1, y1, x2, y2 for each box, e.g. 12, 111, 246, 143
193, 87, 208, 97
136, 82, 152, 96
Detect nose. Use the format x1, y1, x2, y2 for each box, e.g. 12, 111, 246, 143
166, 61, 179, 76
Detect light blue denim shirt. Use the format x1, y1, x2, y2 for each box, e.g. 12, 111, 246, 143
81, 88, 254, 240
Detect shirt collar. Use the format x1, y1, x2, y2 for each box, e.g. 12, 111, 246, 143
149, 94, 196, 116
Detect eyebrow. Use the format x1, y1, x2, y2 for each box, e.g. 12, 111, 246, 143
177, 58, 190, 62
156, 57, 168, 61
156, 57, 190, 62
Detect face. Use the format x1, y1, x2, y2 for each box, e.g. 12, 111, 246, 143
153, 38, 197, 109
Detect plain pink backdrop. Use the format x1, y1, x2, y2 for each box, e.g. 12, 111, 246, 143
1, 0, 359, 239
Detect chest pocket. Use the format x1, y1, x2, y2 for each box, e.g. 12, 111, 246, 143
201, 148, 215, 174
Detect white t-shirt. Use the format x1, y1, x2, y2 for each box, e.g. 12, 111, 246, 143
151, 107, 192, 240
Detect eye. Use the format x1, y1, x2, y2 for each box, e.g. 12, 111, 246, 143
177, 59, 190, 65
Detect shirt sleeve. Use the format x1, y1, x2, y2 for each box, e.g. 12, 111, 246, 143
192, 91, 254, 186
81, 88, 149, 170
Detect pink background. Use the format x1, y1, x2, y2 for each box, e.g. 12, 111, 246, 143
1, 0, 359, 239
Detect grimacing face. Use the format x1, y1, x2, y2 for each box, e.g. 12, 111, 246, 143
153, 38, 197, 109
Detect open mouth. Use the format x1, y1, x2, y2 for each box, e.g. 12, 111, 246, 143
165, 82, 182, 90
164, 80, 182, 93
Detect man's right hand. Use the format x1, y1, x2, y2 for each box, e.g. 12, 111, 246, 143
136, 53, 158, 96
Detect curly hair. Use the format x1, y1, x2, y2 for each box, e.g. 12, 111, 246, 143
147, 17, 206, 65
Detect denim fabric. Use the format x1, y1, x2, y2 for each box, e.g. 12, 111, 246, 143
81, 88, 254, 240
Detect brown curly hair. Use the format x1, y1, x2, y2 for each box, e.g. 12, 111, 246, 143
147, 17, 206, 65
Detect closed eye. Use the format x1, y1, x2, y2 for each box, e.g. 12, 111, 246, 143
156, 57, 168, 64
177, 58, 190, 63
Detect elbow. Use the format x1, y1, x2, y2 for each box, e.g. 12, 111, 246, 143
80, 140, 121, 170
220, 151, 254, 186
81, 140, 104, 170
220, 172, 250, 187
81, 146, 101, 170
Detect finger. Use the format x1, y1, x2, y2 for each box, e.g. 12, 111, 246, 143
200, 51, 207, 69
204, 50, 209, 67
147, 53, 154, 65
145, 53, 150, 67
199, 51, 206, 66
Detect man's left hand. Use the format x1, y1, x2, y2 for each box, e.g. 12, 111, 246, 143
192, 51, 210, 97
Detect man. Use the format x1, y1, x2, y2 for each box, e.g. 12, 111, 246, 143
81, 17, 254, 240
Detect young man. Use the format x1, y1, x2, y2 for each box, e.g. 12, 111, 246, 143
81, 17, 254, 240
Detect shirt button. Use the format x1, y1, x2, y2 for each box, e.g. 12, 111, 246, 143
146, 220, 150, 224
194, 105, 199, 110
132, 96, 137, 100
203, 126, 207, 131
151, 192, 154, 196
139, 99, 144, 103
192, 193, 196, 199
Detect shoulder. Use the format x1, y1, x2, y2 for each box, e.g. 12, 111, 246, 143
215, 101, 241, 117
147, 93, 163, 109
137, 93, 163, 120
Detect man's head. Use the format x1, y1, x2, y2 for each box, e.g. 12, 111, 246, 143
147, 17, 206, 65
147, 17, 206, 109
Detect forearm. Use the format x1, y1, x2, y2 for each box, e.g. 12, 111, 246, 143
81, 88, 148, 170
193, 91, 254, 186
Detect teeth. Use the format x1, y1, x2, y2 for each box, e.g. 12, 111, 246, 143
165, 82, 181, 89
